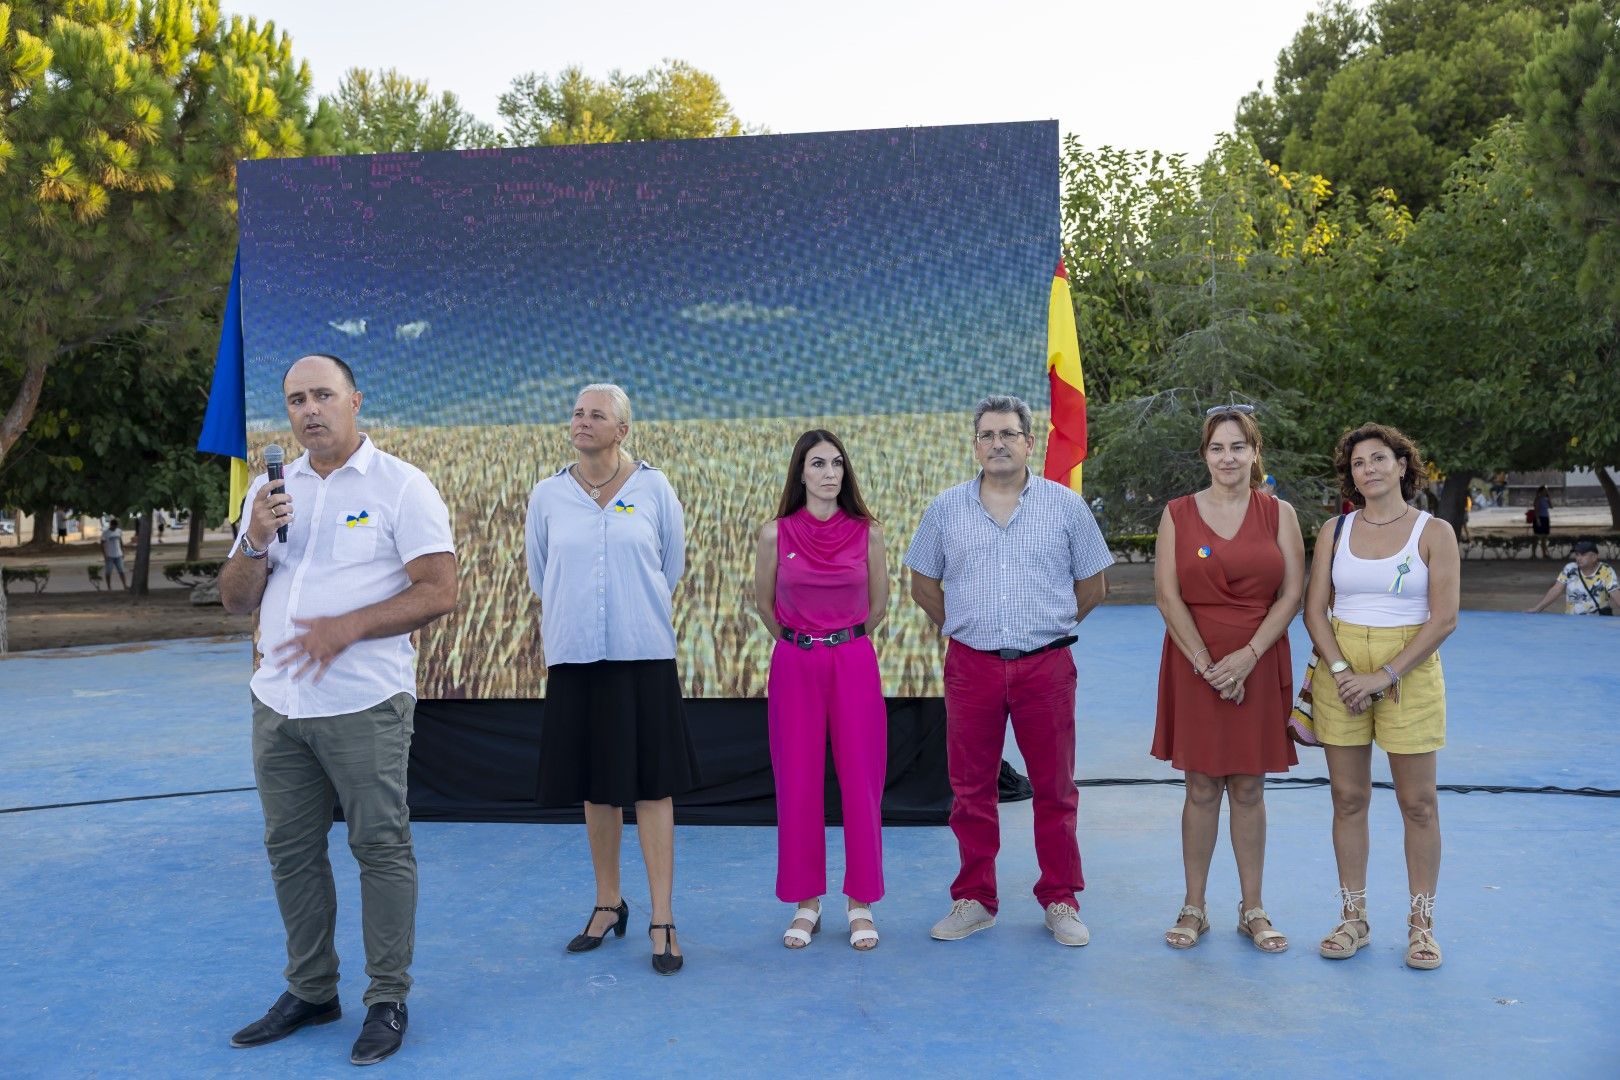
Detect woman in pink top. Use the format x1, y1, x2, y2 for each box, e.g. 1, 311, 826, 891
753, 430, 889, 951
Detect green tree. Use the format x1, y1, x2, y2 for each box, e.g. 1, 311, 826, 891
1081, 137, 1336, 531
0, 2, 335, 645
1517, 2, 1620, 317
1059, 141, 1197, 406
1369, 121, 1620, 528
1236, 0, 1369, 165
1237, 0, 1564, 212
0, 332, 232, 592
497, 59, 749, 146
327, 67, 498, 153
0, 1, 335, 470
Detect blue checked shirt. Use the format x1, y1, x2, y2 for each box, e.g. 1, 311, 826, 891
904, 470, 1114, 652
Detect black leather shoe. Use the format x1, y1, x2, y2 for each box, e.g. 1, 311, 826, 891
567, 898, 629, 953
350, 1001, 408, 1066
649, 922, 684, 975
230, 990, 341, 1048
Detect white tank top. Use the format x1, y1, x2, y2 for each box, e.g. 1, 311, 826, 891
1331, 509, 1432, 626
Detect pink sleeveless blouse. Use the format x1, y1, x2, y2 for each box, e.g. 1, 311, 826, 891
774, 508, 871, 635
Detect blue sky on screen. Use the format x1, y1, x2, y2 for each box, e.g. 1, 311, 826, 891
237, 122, 1057, 427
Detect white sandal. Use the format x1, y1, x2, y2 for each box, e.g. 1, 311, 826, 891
782, 905, 821, 949
847, 906, 878, 951
1238, 905, 1289, 953
1165, 905, 1209, 949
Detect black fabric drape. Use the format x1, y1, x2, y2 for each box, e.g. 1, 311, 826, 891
406, 697, 958, 826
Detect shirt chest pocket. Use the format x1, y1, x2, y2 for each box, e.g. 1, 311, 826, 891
331, 509, 381, 563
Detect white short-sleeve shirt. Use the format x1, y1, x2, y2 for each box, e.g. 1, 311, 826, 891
234, 435, 455, 719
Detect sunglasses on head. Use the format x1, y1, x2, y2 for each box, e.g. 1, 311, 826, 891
1205, 403, 1256, 416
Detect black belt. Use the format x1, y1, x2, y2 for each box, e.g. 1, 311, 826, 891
782, 623, 867, 649
988, 635, 1077, 661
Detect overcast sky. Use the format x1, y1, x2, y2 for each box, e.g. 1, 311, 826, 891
228, 0, 1342, 160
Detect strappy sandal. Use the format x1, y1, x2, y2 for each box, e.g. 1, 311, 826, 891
648, 922, 683, 975
847, 906, 878, 951
1164, 905, 1209, 950
782, 905, 821, 949
1319, 886, 1370, 960
1238, 905, 1289, 953
1406, 892, 1442, 970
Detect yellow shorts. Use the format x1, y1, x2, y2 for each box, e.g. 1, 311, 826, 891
1311, 619, 1446, 755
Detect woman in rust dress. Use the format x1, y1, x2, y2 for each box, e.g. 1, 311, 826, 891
1152, 405, 1305, 953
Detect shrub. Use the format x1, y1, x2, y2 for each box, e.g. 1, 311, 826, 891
1, 565, 50, 594
1108, 534, 1158, 563
162, 560, 225, 587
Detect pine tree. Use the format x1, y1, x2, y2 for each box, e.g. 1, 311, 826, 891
1517, 2, 1620, 316
0, 1, 335, 469
328, 67, 498, 152
0, 1, 336, 648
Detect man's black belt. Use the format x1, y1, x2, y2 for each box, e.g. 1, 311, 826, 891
990, 635, 1077, 661
782, 623, 867, 649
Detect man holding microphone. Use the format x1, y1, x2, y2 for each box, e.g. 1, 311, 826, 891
220, 353, 457, 1066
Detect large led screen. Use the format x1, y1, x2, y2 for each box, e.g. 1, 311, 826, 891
237, 121, 1058, 698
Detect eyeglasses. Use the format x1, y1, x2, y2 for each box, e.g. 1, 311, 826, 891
1205, 403, 1256, 417
974, 429, 1029, 445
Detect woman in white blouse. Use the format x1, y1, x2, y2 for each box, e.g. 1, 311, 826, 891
525, 383, 699, 976
1303, 423, 1459, 971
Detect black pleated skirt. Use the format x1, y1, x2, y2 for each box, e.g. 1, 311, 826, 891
537, 659, 701, 807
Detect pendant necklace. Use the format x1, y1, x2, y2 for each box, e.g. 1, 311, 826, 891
575, 458, 622, 500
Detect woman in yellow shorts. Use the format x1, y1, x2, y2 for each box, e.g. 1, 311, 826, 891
1303, 424, 1459, 970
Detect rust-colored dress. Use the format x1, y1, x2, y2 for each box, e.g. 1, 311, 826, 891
1151, 493, 1297, 775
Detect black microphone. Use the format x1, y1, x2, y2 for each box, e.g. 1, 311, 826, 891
264, 443, 288, 543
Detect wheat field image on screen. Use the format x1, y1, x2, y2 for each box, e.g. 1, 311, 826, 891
255, 411, 1054, 698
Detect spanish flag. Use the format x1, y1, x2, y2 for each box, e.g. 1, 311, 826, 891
196, 250, 252, 522
1044, 257, 1086, 491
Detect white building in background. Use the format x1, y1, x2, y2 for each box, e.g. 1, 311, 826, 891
1507, 467, 1620, 506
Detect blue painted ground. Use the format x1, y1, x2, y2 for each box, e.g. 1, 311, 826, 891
2, 608, 1617, 1078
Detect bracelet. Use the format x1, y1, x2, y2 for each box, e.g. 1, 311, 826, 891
1381, 663, 1401, 701
1245, 642, 1260, 662
1193, 648, 1210, 663
238, 533, 270, 560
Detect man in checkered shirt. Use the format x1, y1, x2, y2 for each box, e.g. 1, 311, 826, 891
905, 395, 1113, 947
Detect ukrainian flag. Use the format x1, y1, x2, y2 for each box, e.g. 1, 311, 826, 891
196, 250, 251, 522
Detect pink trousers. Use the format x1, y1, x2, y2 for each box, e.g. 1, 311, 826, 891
767, 636, 887, 903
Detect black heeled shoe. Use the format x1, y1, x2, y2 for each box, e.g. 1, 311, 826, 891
566, 898, 629, 953
648, 922, 684, 975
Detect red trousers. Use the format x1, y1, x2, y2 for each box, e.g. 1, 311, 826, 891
768, 637, 887, 903
943, 638, 1083, 914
